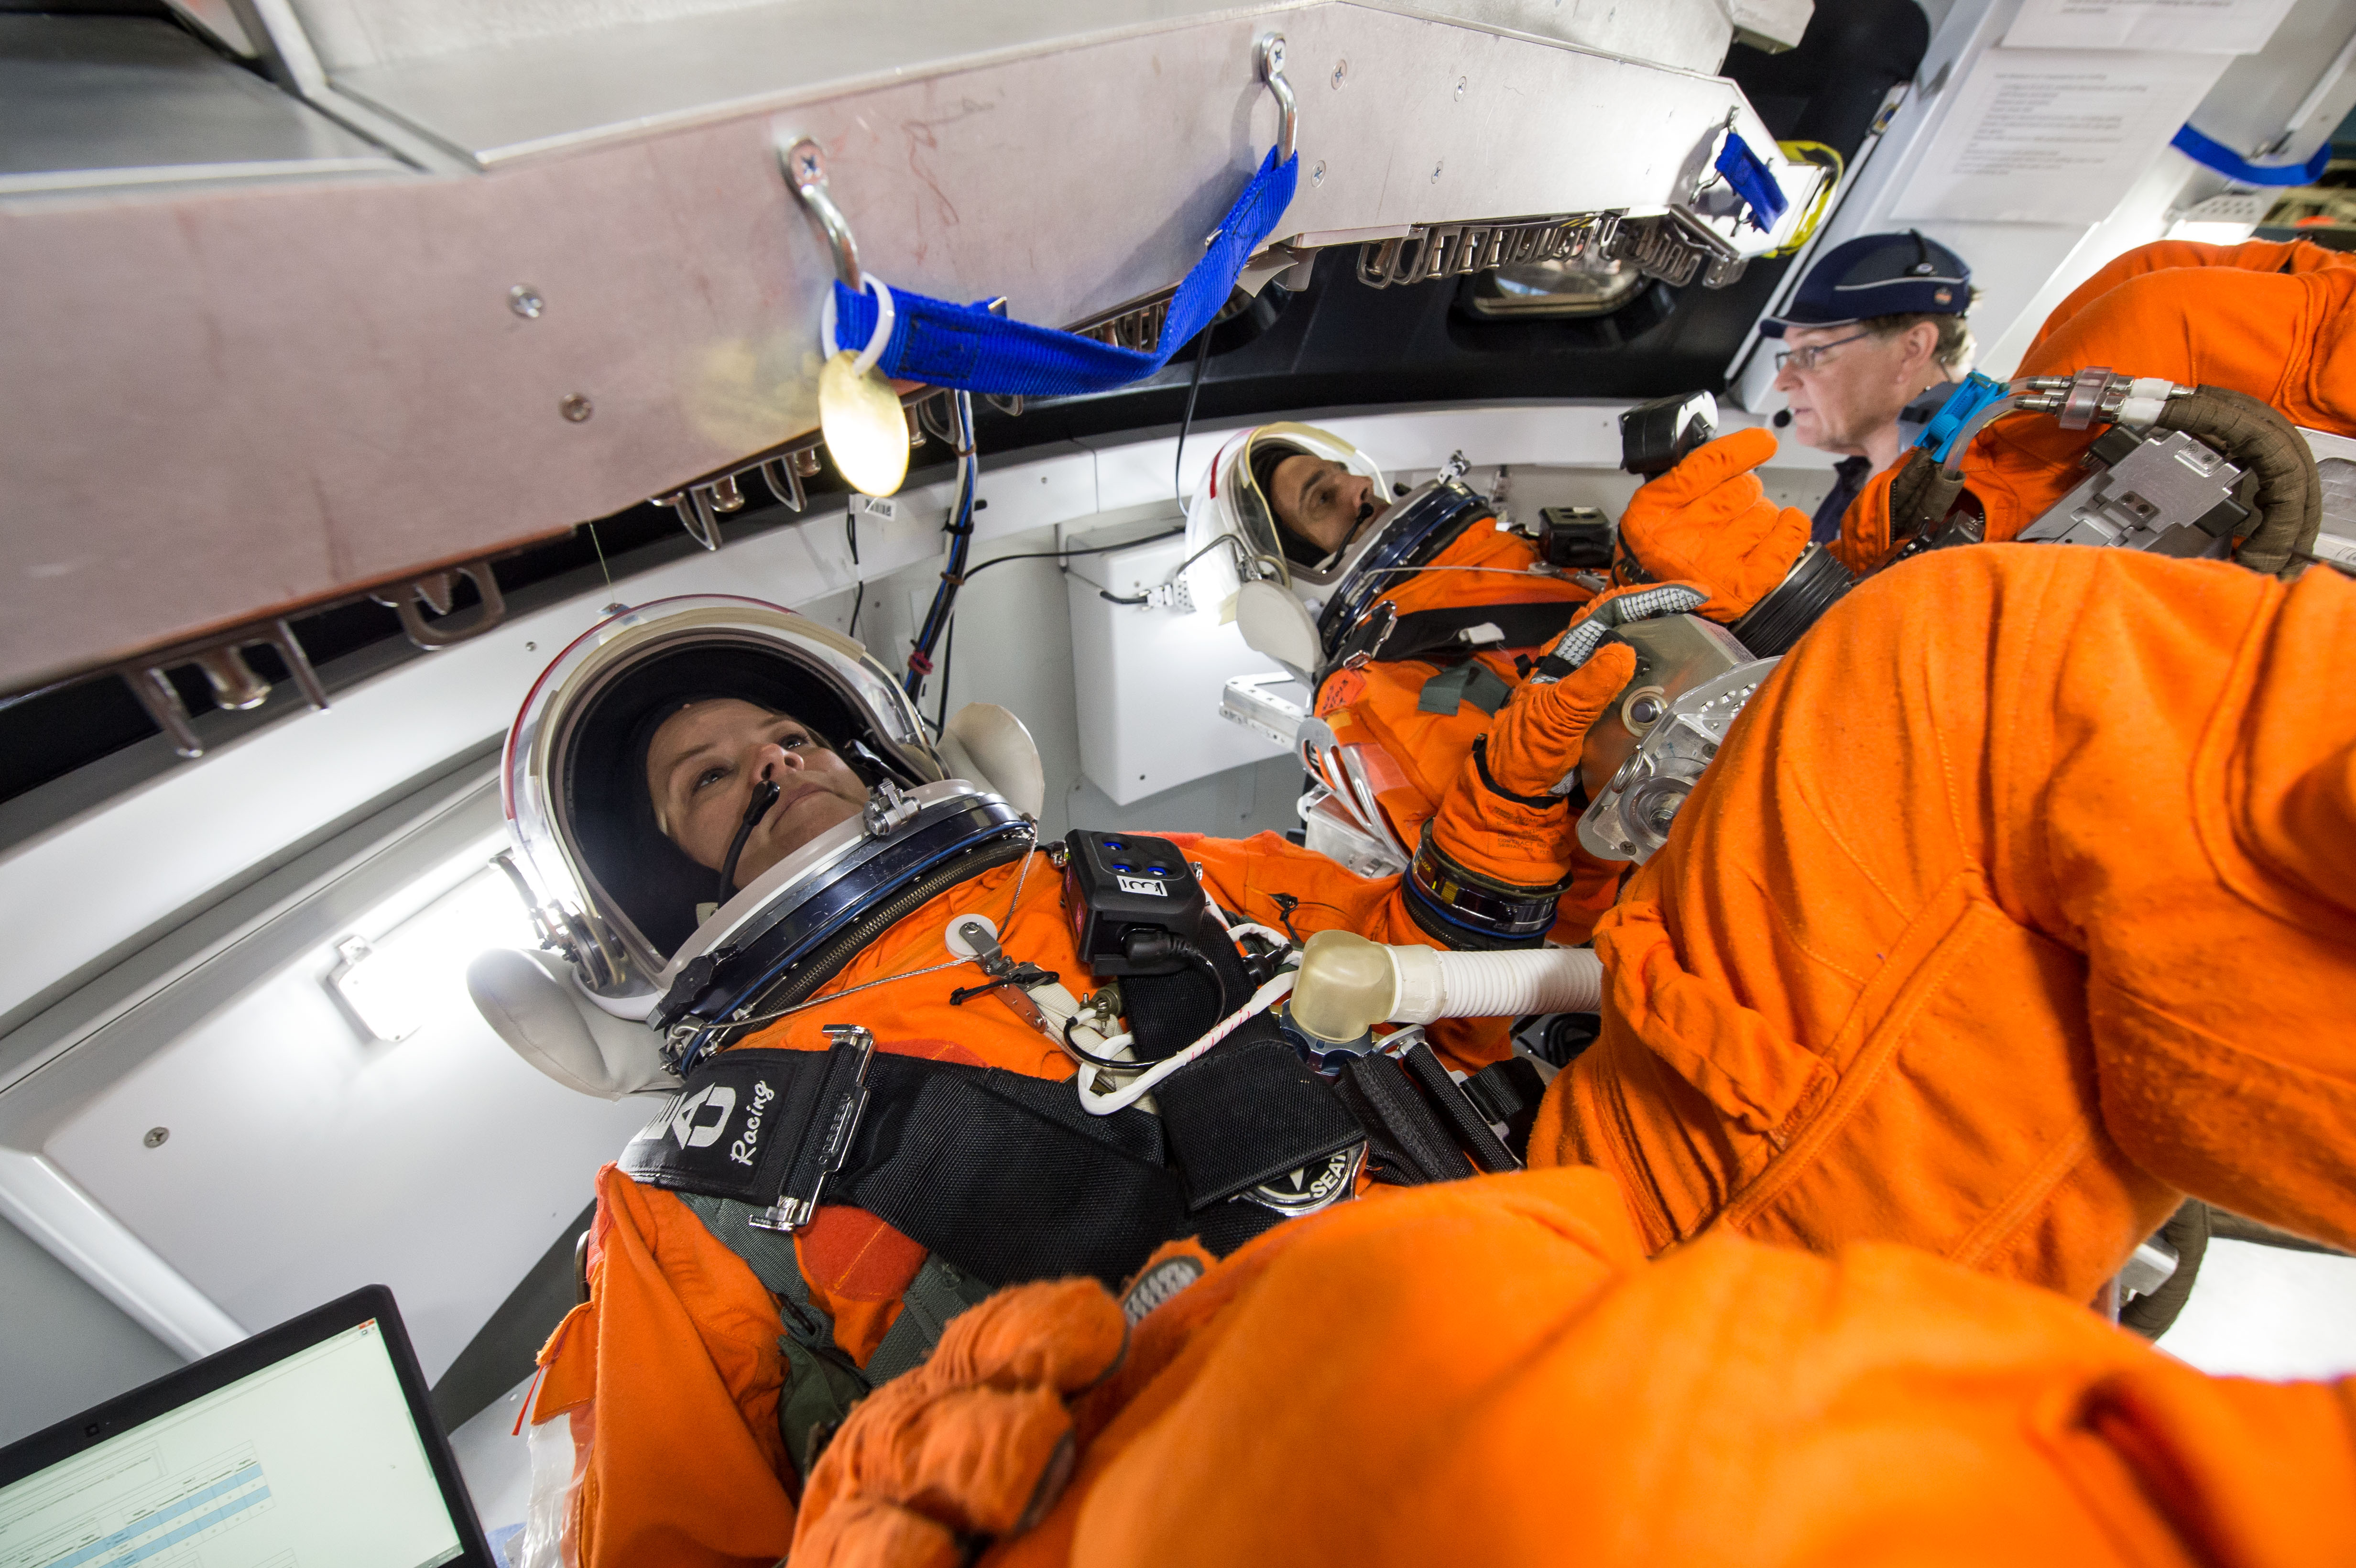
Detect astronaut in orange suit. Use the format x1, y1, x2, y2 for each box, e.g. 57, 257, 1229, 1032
1539, 542, 2356, 1309
782, 540, 2356, 1568
473, 591, 1641, 1568
1836, 237, 2356, 572
1182, 422, 1596, 888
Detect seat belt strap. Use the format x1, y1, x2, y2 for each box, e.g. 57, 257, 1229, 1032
862, 1253, 994, 1384
676, 1191, 870, 1478
1417, 661, 1514, 716
676, 1191, 826, 1330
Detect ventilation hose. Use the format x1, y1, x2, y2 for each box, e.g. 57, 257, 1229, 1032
2151, 385, 2321, 579
1288, 929, 1604, 1045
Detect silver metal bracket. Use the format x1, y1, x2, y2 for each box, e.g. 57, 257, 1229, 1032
1603, 208, 1747, 289
114, 617, 331, 759
1259, 34, 1298, 164
1355, 213, 1614, 290
750, 1024, 876, 1233
371, 561, 509, 650
782, 135, 862, 291
863, 777, 921, 837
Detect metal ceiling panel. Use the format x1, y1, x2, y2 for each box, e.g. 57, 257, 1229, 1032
0, 17, 403, 196
0, 0, 1790, 693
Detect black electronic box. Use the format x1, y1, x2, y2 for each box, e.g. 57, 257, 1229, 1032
1062, 830, 1210, 977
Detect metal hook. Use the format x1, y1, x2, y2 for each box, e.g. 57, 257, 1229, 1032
781, 136, 862, 291
1258, 34, 1297, 164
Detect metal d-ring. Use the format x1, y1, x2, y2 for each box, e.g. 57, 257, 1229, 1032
781, 136, 861, 291
1258, 34, 1297, 164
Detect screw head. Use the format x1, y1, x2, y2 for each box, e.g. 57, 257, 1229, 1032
786, 138, 826, 186
1431, 161, 1444, 182
508, 284, 545, 319
1455, 76, 1467, 99
560, 393, 594, 423
144, 1126, 169, 1148
1331, 59, 1347, 87
1265, 36, 1285, 71
1311, 160, 1326, 186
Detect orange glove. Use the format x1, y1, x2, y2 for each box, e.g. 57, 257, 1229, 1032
1428, 590, 1649, 890
791, 1279, 1127, 1567
1616, 427, 1810, 621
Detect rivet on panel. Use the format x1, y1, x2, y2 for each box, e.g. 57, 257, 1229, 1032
509, 284, 545, 318
560, 393, 594, 423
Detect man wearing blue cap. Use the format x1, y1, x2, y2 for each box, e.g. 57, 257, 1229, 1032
1764, 230, 1976, 543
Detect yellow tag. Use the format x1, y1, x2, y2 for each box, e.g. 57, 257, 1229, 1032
818, 349, 909, 498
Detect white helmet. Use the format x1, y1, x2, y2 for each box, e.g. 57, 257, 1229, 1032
1183, 422, 1387, 614
497, 596, 1038, 1011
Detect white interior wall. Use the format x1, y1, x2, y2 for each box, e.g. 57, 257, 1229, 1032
0, 1212, 181, 1448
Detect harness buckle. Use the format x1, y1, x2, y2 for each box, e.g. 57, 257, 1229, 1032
751, 1025, 876, 1232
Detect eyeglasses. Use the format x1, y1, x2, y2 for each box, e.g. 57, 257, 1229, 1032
1774, 331, 1874, 373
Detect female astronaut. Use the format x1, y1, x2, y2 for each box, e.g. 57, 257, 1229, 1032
469, 591, 1639, 1566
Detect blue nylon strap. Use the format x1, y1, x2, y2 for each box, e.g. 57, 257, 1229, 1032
830, 148, 1298, 398
1715, 131, 1788, 232
2171, 123, 2329, 188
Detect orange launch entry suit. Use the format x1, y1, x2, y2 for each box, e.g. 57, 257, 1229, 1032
787, 1168, 2356, 1568
1312, 447, 1808, 936
526, 793, 1580, 1566
1307, 507, 1616, 930
1535, 544, 2356, 1309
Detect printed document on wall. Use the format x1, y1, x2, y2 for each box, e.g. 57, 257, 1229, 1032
1890, 49, 2226, 225
2005, 0, 2296, 54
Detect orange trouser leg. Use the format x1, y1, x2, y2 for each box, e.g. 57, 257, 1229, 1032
796, 1171, 2356, 1568
1535, 546, 2356, 1301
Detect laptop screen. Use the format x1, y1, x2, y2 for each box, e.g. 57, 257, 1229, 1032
0, 1288, 483, 1568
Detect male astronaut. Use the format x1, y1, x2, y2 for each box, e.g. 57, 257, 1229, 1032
1620, 235, 2356, 627
785, 540, 2356, 1568
1832, 235, 2356, 574
1763, 230, 1976, 541
472, 593, 1642, 1568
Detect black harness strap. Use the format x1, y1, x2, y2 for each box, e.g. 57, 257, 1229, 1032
622, 1047, 1204, 1288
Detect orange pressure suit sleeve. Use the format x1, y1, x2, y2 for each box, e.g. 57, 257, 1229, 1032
1534, 545, 2356, 1307
531, 1164, 800, 1568
790, 1169, 2356, 1568
1306, 518, 1594, 854
1614, 427, 1812, 620
1200, 594, 1646, 1034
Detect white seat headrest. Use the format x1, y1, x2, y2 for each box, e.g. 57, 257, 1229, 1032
468, 947, 680, 1099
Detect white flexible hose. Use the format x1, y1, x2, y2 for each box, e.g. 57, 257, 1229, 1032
1288, 931, 1604, 1042
1390, 945, 1603, 1023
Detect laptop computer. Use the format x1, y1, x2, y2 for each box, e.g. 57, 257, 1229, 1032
0, 1284, 498, 1568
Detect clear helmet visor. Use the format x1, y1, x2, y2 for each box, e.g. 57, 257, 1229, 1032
501, 595, 944, 996
1184, 422, 1386, 609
